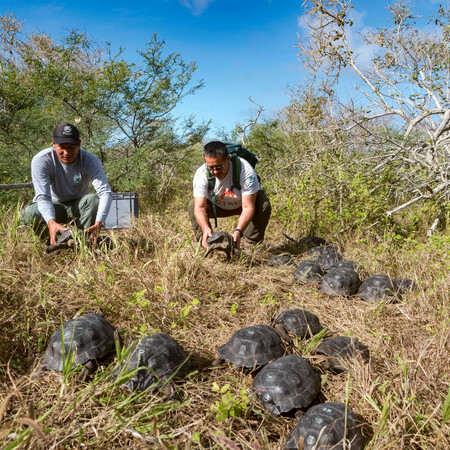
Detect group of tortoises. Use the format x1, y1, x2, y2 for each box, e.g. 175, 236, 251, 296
41, 313, 191, 390
214, 308, 371, 448
268, 234, 416, 303
41, 309, 371, 448
38, 232, 417, 447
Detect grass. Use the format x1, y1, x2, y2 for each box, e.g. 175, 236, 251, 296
0, 203, 449, 448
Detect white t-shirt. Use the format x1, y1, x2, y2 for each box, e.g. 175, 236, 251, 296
193, 157, 260, 210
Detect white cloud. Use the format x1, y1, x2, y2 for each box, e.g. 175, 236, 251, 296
180, 0, 216, 16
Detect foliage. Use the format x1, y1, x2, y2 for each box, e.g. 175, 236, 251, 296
210, 382, 250, 422
0, 14, 207, 198
295, 1, 450, 234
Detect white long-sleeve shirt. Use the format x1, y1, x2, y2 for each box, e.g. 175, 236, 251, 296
31, 147, 112, 224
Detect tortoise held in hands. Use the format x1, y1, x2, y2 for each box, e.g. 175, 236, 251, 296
41, 313, 117, 378
214, 325, 285, 369
252, 354, 321, 416
272, 309, 324, 340
44, 228, 81, 253
204, 232, 240, 259
294, 261, 324, 284
115, 332, 191, 392
319, 267, 362, 297
313, 336, 370, 373
284, 402, 370, 450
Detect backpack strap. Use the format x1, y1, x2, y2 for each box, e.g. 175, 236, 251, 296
230, 155, 241, 191
206, 168, 218, 228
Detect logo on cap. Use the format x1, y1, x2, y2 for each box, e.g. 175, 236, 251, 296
63, 126, 72, 135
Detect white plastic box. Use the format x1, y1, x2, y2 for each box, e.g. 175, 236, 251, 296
104, 193, 139, 228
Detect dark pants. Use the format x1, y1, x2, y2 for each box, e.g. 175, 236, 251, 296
21, 193, 99, 236
188, 190, 271, 243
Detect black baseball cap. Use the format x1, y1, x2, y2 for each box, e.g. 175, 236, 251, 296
53, 123, 81, 146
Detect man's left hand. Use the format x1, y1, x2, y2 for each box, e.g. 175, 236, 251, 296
85, 221, 103, 243
232, 230, 242, 249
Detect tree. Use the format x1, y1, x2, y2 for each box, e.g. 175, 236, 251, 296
297, 1, 450, 234
0, 14, 207, 200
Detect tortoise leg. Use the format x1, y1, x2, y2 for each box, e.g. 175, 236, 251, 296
161, 381, 178, 400
78, 361, 96, 382
211, 357, 225, 367
203, 247, 214, 258
274, 324, 292, 343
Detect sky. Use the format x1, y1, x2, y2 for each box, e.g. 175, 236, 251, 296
0, 0, 443, 136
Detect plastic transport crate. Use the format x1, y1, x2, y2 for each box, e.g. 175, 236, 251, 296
104, 193, 139, 228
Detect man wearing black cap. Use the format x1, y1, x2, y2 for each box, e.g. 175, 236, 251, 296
21, 123, 112, 244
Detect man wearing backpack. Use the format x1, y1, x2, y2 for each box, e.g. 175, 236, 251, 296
188, 140, 271, 249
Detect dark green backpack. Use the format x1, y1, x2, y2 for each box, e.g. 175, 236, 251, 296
206, 143, 259, 227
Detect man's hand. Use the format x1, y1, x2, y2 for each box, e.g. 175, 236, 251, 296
47, 219, 68, 245
202, 228, 213, 248
85, 221, 103, 243
232, 229, 242, 249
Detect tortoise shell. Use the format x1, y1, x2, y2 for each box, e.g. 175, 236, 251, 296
297, 236, 326, 250
273, 309, 323, 339
356, 274, 397, 302
266, 254, 295, 267
218, 325, 285, 368
331, 260, 359, 271
41, 313, 116, 371
393, 277, 415, 294
252, 354, 321, 415
307, 245, 339, 257
294, 261, 324, 284
320, 267, 362, 297
284, 402, 370, 450
314, 336, 370, 373
115, 332, 191, 391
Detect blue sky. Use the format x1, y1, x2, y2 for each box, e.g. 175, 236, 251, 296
0, 0, 442, 135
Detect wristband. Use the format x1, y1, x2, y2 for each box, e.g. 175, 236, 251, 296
234, 228, 243, 237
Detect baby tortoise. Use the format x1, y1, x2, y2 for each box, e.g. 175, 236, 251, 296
213, 324, 285, 369
41, 313, 117, 380
294, 260, 324, 284
204, 232, 241, 259
283, 234, 327, 253
266, 254, 295, 267
356, 274, 398, 302
272, 309, 324, 341
320, 267, 362, 297
313, 336, 370, 373
252, 354, 321, 416
115, 332, 191, 392
284, 402, 371, 449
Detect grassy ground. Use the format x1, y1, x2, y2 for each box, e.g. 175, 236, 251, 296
0, 205, 449, 449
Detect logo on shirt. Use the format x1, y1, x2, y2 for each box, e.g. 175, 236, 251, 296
73, 174, 82, 185
221, 189, 236, 199
249, 176, 256, 184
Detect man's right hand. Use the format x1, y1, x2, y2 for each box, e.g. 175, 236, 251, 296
47, 219, 68, 245
202, 228, 213, 248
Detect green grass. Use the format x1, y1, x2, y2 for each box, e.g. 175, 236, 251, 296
0, 205, 449, 448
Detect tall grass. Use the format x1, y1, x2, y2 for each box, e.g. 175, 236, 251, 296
0, 204, 449, 448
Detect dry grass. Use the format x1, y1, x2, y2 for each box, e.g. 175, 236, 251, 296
0, 205, 449, 449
